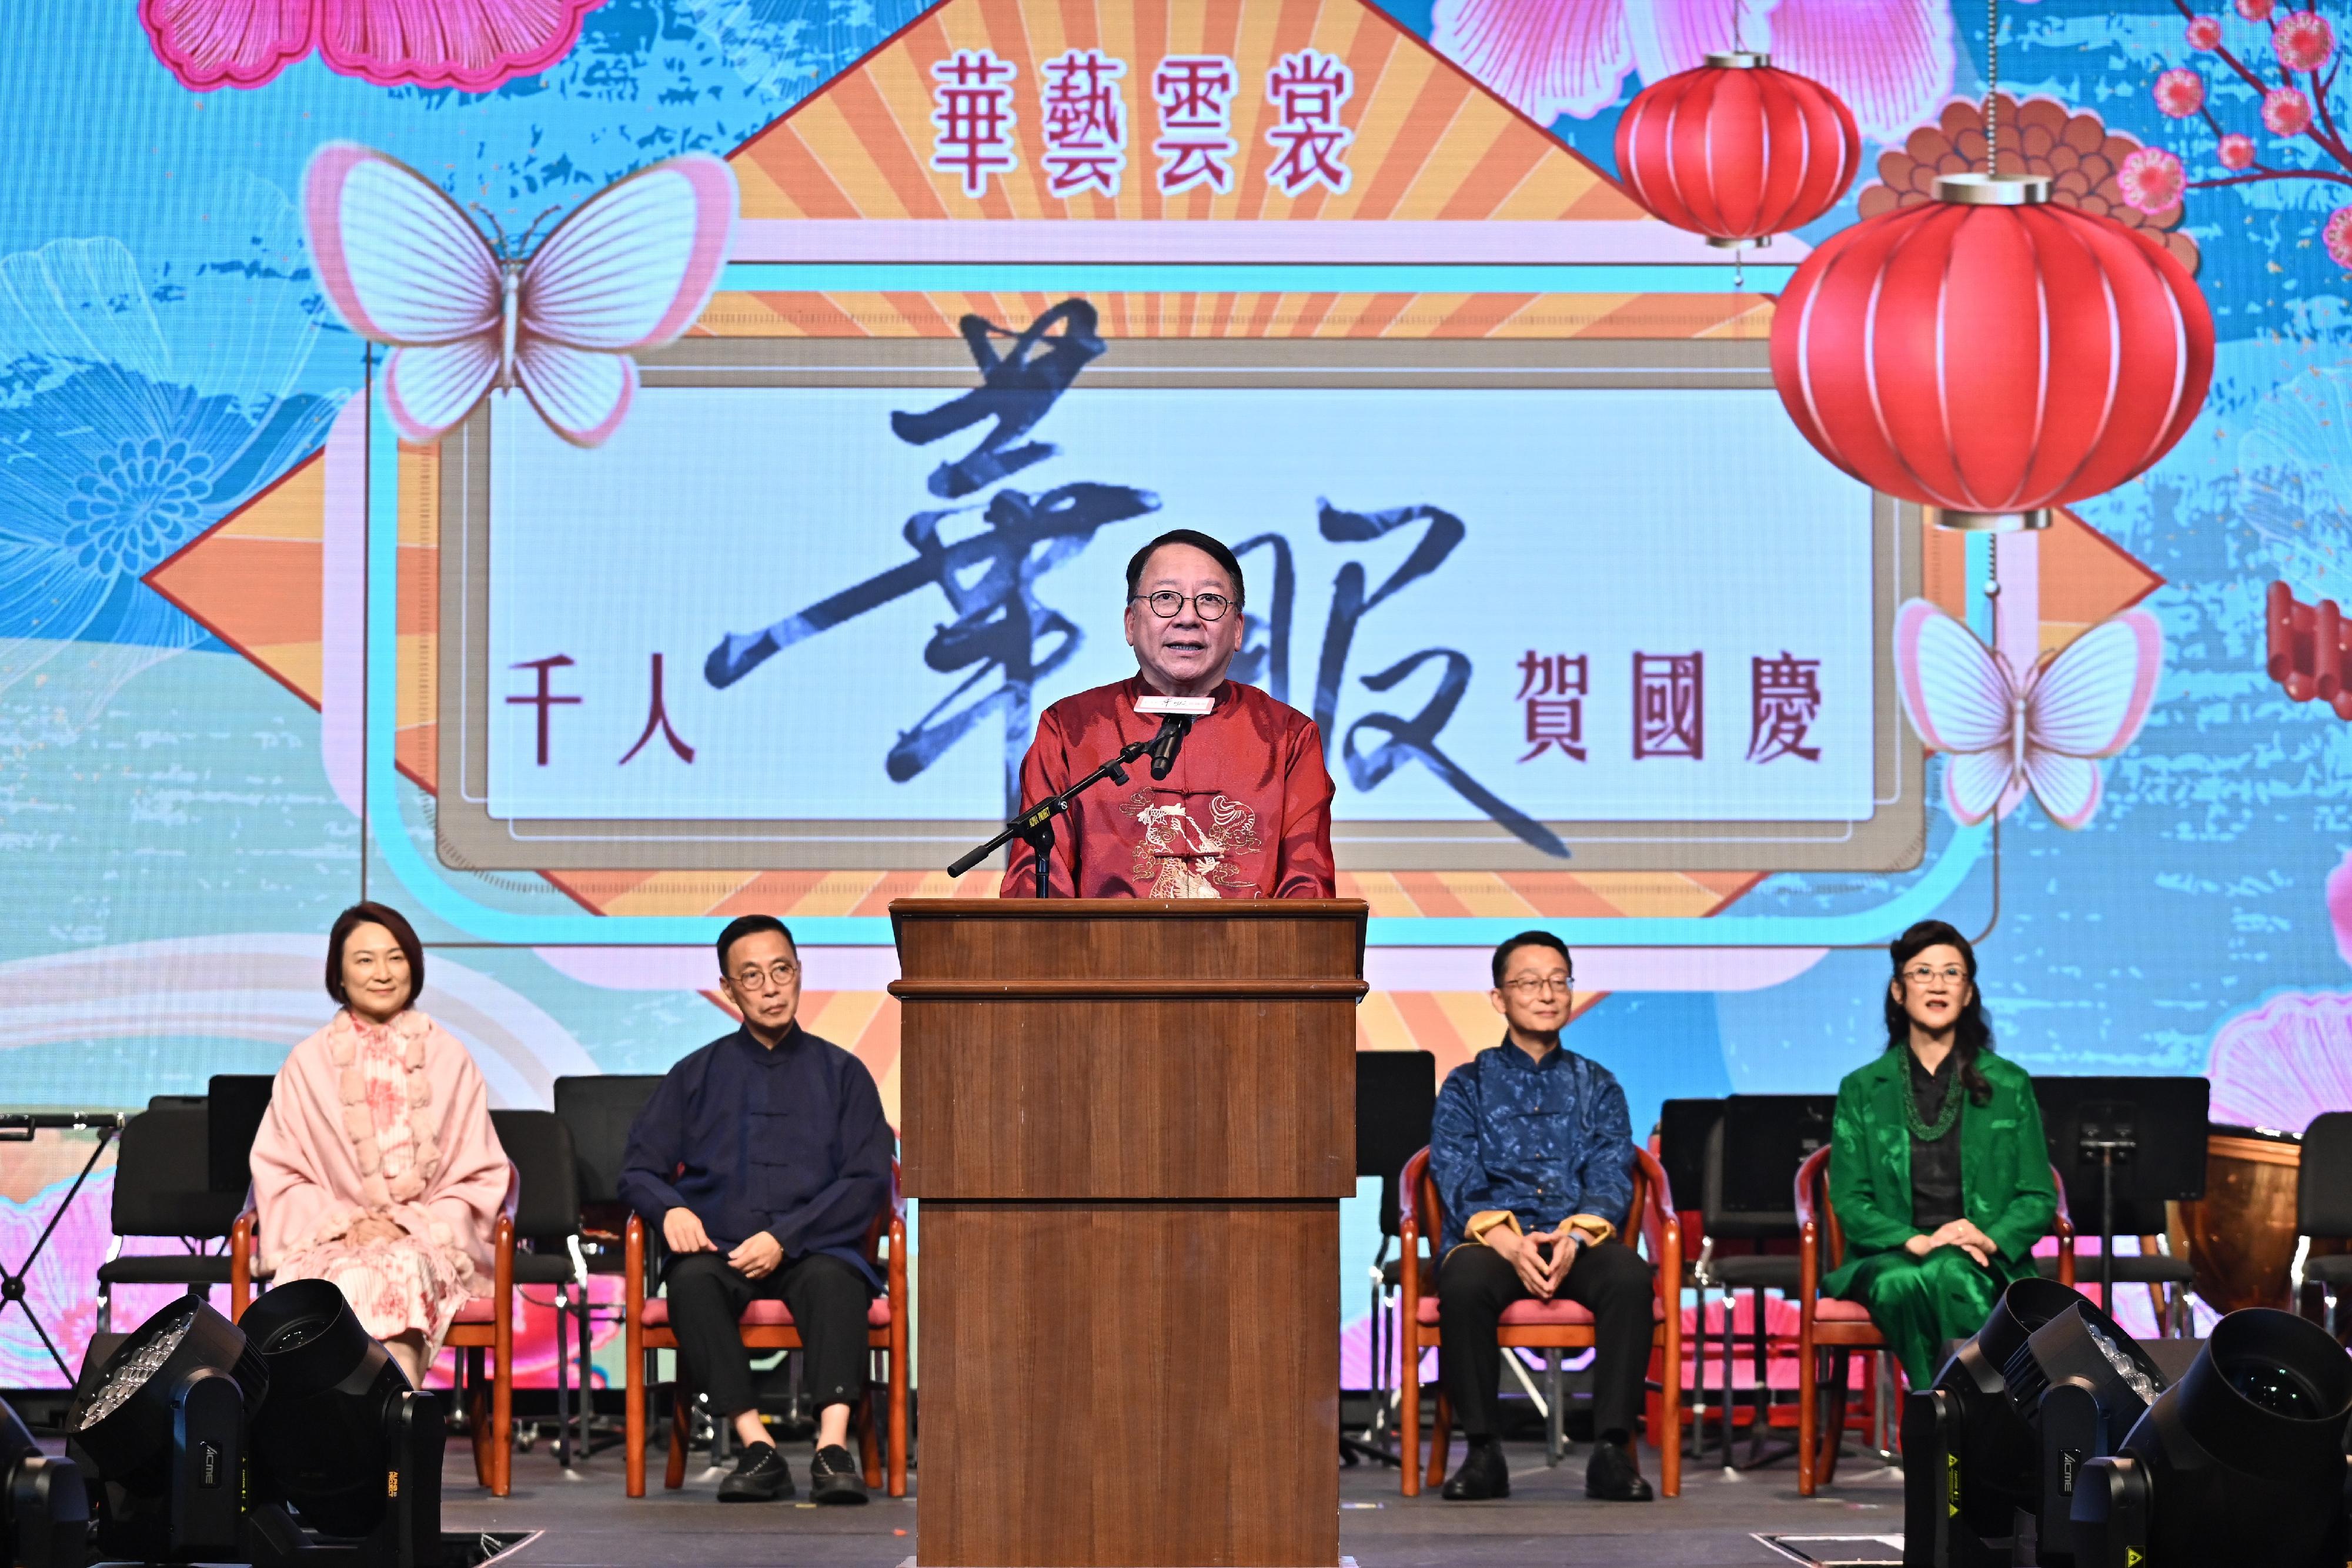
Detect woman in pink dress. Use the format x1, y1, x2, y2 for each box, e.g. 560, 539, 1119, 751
249, 902, 511, 1384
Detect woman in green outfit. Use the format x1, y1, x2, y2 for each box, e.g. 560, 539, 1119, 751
1822, 920, 2056, 1388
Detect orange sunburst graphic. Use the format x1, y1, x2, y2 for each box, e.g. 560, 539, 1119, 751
727, 0, 1644, 227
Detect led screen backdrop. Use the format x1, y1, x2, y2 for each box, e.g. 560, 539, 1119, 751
2, 0, 2349, 1392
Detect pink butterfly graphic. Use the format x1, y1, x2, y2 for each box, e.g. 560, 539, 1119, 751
141, 0, 607, 93
304, 143, 736, 447
1893, 599, 2164, 830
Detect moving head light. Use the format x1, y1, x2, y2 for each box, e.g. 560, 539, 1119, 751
2072, 1307, 2352, 1568
70, 1286, 446, 1568
65, 1298, 268, 1563
1903, 1278, 2167, 1568
1, 1396, 86, 1568
238, 1279, 443, 1568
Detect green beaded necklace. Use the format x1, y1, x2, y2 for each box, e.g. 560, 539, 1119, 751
1905, 1059, 1965, 1142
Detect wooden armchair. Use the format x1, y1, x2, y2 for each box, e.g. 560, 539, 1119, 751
622, 1171, 908, 1499
1795, 1146, 2074, 1494
1396, 1144, 1683, 1498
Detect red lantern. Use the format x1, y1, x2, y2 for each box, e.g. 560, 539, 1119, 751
1771, 173, 2214, 530
1614, 52, 1861, 246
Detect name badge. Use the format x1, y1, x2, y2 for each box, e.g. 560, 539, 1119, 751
1135, 696, 1215, 716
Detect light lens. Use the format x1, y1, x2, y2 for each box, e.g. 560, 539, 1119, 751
74, 1307, 194, 1429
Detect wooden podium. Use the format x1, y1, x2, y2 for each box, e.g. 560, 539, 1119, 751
889, 898, 1368, 1568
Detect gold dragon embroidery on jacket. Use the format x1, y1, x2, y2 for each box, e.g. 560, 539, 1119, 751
1117, 790, 1264, 898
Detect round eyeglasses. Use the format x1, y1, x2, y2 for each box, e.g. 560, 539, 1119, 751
731, 961, 801, 992
1130, 590, 1235, 622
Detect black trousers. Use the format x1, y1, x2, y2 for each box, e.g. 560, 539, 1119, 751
1436, 1238, 1655, 1443
663, 1251, 872, 1419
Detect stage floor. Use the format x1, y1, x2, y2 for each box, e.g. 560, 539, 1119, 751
444, 1439, 1909, 1568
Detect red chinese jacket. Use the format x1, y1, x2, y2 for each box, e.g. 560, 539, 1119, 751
1003, 676, 1337, 898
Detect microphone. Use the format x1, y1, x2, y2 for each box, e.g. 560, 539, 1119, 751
1147, 714, 1193, 781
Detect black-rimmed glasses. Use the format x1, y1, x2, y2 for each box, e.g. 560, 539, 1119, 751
1129, 590, 1235, 621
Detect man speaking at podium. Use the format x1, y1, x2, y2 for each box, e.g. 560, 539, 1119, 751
1004, 529, 1336, 898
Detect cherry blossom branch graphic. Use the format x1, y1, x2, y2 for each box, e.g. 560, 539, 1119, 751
2156, 1, 2352, 260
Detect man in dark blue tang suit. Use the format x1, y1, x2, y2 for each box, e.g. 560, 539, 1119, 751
620, 914, 892, 1505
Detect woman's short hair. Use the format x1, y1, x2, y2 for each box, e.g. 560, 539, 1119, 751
1125, 529, 1246, 607
325, 902, 425, 1008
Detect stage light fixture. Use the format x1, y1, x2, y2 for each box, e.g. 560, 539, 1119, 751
65, 1298, 268, 1563
2072, 1307, 2352, 1568
1, 1396, 86, 1568
1903, 1277, 2167, 1568
237, 1280, 443, 1568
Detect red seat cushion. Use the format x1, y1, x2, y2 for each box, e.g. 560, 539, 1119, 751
450, 1296, 497, 1325
641, 1296, 892, 1329
1810, 1296, 1876, 1323
1413, 1295, 1664, 1326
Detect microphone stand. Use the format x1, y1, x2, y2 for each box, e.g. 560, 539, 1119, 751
947, 734, 1159, 897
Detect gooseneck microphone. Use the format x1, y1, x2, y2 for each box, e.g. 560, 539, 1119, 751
1147, 714, 1194, 781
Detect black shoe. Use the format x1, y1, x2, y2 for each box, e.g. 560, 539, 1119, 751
717, 1440, 793, 1502
809, 1443, 870, 1506
1585, 1439, 1654, 1502
1441, 1440, 1510, 1500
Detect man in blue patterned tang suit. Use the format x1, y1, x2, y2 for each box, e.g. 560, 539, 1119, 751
1428, 930, 1656, 1502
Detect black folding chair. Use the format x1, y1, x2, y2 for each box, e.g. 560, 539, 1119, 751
489, 1109, 584, 1470
1351, 1049, 1435, 1467
97, 1108, 242, 1332
206, 1075, 275, 1200
2293, 1111, 2352, 1338
552, 1074, 663, 1462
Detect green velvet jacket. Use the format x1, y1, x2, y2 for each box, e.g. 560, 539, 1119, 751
1820, 1047, 2057, 1299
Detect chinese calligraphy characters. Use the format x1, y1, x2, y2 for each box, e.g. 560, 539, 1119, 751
1516, 652, 1589, 762
1747, 653, 1823, 763
699, 300, 1159, 815
1152, 55, 1238, 193
1263, 48, 1355, 195
927, 46, 1355, 199
930, 50, 1019, 198
1633, 652, 1703, 760
1508, 650, 1826, 764
506, 653, 696, 767
1041, 49, 1127, 196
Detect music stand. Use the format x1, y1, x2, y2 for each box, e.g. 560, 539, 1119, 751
1656, 1099, 1722, 1221
1708, 1095, 1836, 1470
2033, 1076, 2209, 1311
1351, 1049, 1435, 1468
206, 1075, 276, 1198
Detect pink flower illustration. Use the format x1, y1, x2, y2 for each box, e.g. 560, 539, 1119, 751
2119, 147, 2187, 212
2207, 992, 2352, 1134
139, 0, 607, 93
2187, 13, 2224, 48
2328, 206, 2352, 268
2266, 85, 2316, 134
0, 1165, 193, 1388
1431, 0, 1955, 142
2239, 0, 2276, 18
2276, 9, 2337, 71
2331, 849, 2352, 964
2156, 67, 2208, 116
2218, 131, 2258, 168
